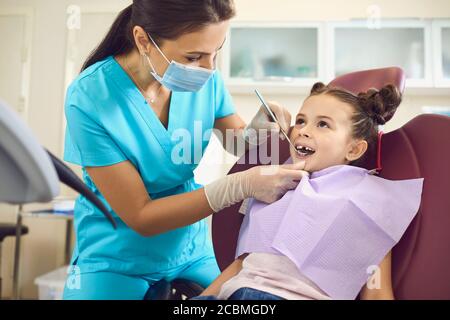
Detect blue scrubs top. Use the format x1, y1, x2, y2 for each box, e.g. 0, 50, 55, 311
64, 55, 235, 275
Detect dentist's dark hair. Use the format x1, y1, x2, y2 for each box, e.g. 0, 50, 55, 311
81, 0, 235, 72
308, 82, 402, 167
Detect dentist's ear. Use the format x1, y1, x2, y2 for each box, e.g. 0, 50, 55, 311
133, 26, 152, 55
345, 139, 368, 162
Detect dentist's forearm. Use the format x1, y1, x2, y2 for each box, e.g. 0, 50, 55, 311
135, 167, 254, 235
85, 161, 246, 237
213, 114, 250, 157
135, 166, 258, 235
135, 188, 213, 237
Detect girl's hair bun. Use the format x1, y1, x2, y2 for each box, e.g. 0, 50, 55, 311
357, 84, 402, 125
310, 82, 326, 94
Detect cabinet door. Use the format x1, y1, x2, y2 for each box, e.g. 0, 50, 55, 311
433, 20, 450, 87
331, 21, 432, 87
225, 24, 320, 87
433, 20, 450, 88
442, 27, 450, 80
61, 7, 121, 165
64, 9, 119, 86
0, 10, 32, 120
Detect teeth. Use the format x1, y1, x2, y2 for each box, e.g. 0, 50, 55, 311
295, 145, 315, 153
294, 144, 315, 157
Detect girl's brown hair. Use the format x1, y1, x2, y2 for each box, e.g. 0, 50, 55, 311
81, 0, 236, 72
309, 82, 402, 167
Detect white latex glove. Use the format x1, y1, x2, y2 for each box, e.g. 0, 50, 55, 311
204, 161, 309, 212
243, 101, 292, 145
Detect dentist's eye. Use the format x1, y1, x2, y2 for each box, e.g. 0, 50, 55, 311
318, 121, 329, 128
186, 56, 201, 62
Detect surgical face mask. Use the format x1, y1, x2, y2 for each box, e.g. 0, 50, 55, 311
144, 33, 215, 92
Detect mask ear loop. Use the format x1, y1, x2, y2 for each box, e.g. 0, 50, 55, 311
144, 53, 160, 77
368, 130, 383, 175
146, 32, 171, 64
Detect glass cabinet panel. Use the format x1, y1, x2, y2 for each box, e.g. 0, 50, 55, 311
66, 12, 117, 79
0, 14, 27, 115
229, 27, 318, 81
442, 27, 450, 79
334, 27, 425, 79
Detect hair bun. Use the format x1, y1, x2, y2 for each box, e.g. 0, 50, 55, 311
310, 82, 326, 94
357, 84, 402, 125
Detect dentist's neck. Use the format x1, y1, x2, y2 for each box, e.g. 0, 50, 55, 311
119, 48, 161, 93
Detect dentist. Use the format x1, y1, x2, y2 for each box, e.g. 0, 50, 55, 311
63, 0, 306, 300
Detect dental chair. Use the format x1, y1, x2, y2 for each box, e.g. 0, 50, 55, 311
0, 100, 116, 299
211, 67, 450, 300
0, 100, 116, 227
146, 67, 450, 300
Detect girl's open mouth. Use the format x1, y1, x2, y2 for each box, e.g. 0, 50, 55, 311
294, 144, 316, 158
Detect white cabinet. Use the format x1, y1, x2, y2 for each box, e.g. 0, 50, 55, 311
328, 20, 433, 88
221, 22, 323, 93
62, 5, 121, 153
222, 19, 450, 93
64, 5, 122, 90
0, 7, 33, 121
432, 20, 450, 87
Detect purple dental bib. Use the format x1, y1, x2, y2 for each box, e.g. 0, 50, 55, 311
236, 164, 424, 299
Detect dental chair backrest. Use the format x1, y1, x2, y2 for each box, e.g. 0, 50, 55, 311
0, 100, 116, 228
212, 67, 450, 299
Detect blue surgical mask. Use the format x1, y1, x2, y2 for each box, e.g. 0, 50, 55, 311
144, 33, 215, 92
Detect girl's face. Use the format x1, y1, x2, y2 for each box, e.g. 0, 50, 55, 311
289, 94, 368, 173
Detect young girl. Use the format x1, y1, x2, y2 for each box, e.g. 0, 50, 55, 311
192, 82, 423, 300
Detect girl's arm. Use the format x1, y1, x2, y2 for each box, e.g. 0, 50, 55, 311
359, 251, 395, 300
200, 254, 248, 296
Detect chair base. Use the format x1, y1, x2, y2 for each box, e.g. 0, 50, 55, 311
144, 279, 204, 300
